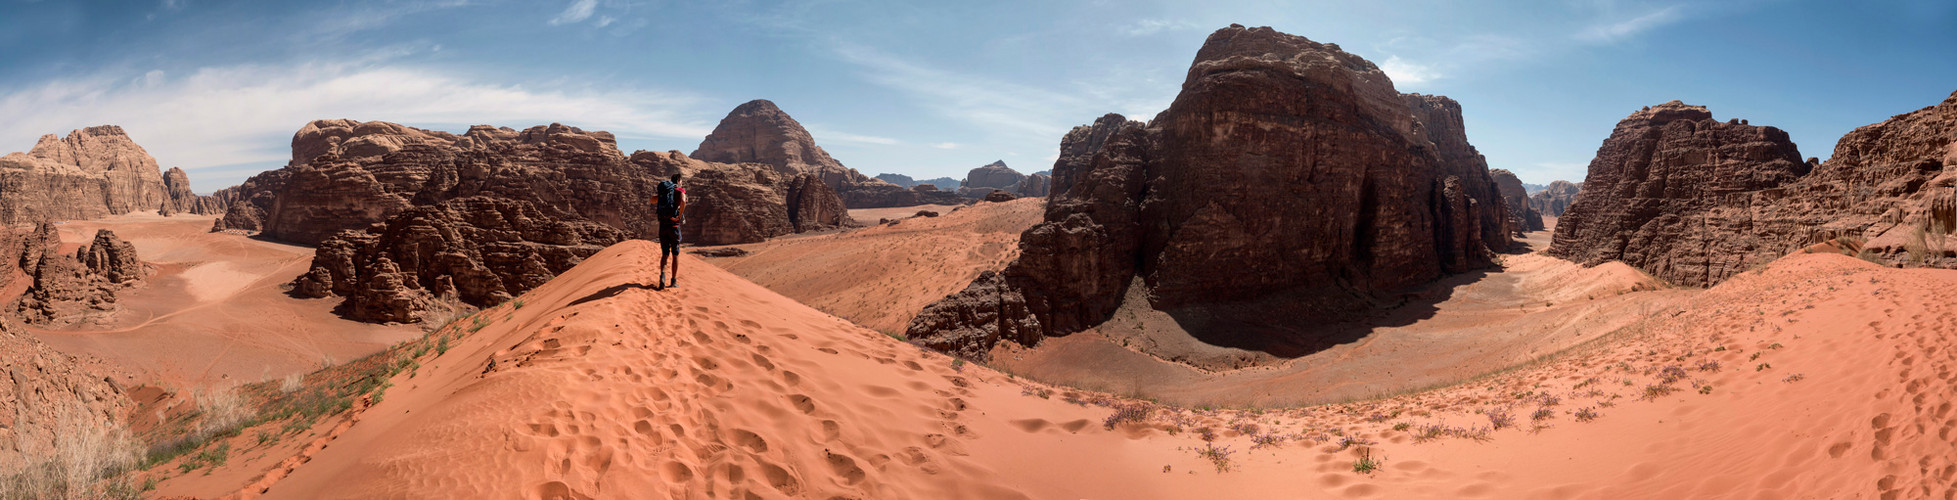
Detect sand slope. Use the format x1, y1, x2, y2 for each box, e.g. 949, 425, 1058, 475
22, 213, 421, 388
206, 240, 1956, 499
705, 198, 1042, 336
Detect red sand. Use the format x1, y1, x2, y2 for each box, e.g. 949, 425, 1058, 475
161, 239, 1956, 498
20, 213, 422, 389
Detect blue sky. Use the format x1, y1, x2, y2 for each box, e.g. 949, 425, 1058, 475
1, 0, 1952, 193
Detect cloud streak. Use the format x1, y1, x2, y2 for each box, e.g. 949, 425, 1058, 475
549, 0, 597, 26
0, 58, 711, 191
1577, 5, 1685, 43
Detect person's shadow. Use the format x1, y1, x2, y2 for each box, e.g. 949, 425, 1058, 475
567, 282, 662, 307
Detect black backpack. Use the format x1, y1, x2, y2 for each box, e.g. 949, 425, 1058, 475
657, 180, 680, 218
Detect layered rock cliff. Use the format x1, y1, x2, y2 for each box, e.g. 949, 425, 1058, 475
907, 25, 1515, 360
292, 197, 627, 323
160, 167, 226, 216
1549, 93, 1957, 287
6, 225, 147, 326
1529, 180, 1581, 217
269, 117, 854, 322
1490, 169, 1544, 232
0, 126, 168, 223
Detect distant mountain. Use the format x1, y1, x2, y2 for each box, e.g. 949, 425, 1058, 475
1521, 182, 1547, 195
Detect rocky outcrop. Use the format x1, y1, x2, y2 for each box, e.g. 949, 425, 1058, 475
874, 173, 917, 187
906, 25, 1514, 360
691, 99, 951, 208
1547, 101, 1814, 286
1007, 173, 1052, 198
9, 224, 146, 326
981, 190, 1017, 203
0, 126, 168, 223
292, 197, 627, 323
209, 169, 292, 232
1528, 180, 1581, 217
0, 319, 132, 472
962, 161, 1025, 190
216, 120, 679, 245
629, 151, 858, 245
1490, 169, 1544, 233
159, 167, 225, 216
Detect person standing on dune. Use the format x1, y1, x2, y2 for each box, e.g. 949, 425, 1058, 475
655, 173, 687, 288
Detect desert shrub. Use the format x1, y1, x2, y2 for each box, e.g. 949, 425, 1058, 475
1531, 407, 1555, 421
0, 404, 142, 500
1102, 405, 1149, 430
1352, 449, 1384, 475
1195, 444, 1235, 472
1485, 407, 1516, 430
194, 386, 254, 441
1573, 407, 1599, 422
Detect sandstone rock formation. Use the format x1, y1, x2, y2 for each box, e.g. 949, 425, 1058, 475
209, 169, 291, 232
1546, 93, 1957, 287
1007, 173, 1052, 198
1528, 180, 1581, 217
906, 25, 1515, 360
8, 224, 146, 326
873, 173, 917, 187
961, 161, 1025, 191
981, 190, 1017, 203
1490, 169, 1544, 232
629, 151, 857, 245
160, 167, 225, 216
292, 197, 627, 323
0, 319, 132, 474
691, 99, 956, 208
0, 126, 167, 223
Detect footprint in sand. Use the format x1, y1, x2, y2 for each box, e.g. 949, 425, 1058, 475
531, 481, 593, 500
825, 451, 867, 486
787, 394, 816, 414
757, 461, 800, 495
730, 429, 768, 453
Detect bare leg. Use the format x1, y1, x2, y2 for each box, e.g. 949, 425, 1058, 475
658, 252, 669, 286
668, 252, 679, 287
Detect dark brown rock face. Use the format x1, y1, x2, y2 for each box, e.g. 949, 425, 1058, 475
1529, 180, 1581, 217
981, 190, 1017, 203
1552, 91, 1957, 285
10, 224, 145, 326
217, 120, 673, 245
210, 168, 292, 232
906, 25, 1513, 360
292, 196, 627, 322
1547, 101, 1812, 286
1490, 169, 1544, 232
692, 99, 952, 208
81, 229, 143, 284
0, 126, 168, 223
160, 167, 225, 216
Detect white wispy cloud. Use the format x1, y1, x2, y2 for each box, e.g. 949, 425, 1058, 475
305, 0, 472, 41
932, 142, 958, 150
1123, 18, 1199, 36
830, 43, 1085, 141
1576, 5, 1685, 43
549, 0, 598, 26
0, 58, 711, 191
1379, 55, 1442, 86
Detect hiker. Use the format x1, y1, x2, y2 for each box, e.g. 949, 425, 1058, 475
655, 173, 687, 287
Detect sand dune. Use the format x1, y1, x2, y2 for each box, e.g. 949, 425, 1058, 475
161, 238, 1957, 498
21, 213, 422, 388
705, 198, 1043, 336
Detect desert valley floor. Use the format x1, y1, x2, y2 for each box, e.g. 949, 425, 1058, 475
9, 206, 1948, 499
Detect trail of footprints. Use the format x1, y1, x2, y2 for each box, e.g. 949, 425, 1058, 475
1865, 304, 1957, 500
500, 285, 979, 499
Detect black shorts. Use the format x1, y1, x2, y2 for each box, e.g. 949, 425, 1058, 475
658, 224, 681, 255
